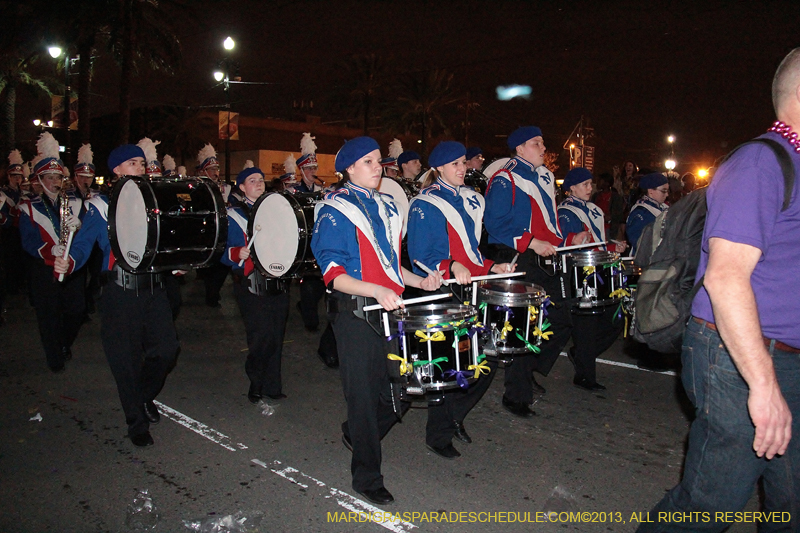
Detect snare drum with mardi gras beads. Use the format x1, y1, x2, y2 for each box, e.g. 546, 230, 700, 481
562, 250, 624, 310
387, 303, 486, 395
477, 279, 549, 362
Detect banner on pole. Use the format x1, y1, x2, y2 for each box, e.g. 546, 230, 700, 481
219, 111, 239, 140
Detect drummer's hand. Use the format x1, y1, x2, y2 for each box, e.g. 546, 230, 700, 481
491, 262, 516, 274
451, 262, 471, 285
238, 246, 250, 261
573, 231, 592, 245
54, 256, 70, 275
613, 241, 629, 253
374, 285, 403, 311
529, 238, 556, 257
420, 270, 443, 291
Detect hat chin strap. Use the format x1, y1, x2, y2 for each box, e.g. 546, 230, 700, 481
38, 175, 60, 201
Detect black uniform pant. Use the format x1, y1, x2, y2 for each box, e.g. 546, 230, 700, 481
29, 259, 86, 371
202, 261, 230, 306
488, 247, 574, 404
426, 359, 498, 447
233, 282, 289, 397
330, 292, 408, 492
299, 275, 326, 330
99, 281, 179, 438
571, 305, 624, 383
1, 227, 26, 295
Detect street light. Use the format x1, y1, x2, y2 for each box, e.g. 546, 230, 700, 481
48, 46, 62, 59
213, 70, 224, 82
217, 38, 235, 182
665, 159, 676, 170
667, 135, 675, 144
223, 36, 235, 51
698, 168, 708, 179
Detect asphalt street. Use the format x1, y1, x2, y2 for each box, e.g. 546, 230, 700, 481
0, 272, 762, 532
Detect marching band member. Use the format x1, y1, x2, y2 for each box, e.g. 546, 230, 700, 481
465, 146, 484, 170
484, 126, 578, 416
18, 133, 86, 373
407, 140, 515, 457
625, 172, 669, 255
162, 154, 177, 177
311, 136, 441, 505
397, 150, 422, 185
55, 144, 179, 447
196, 144, 231, 308
2, 150, 27, 296
294, 133, 325, 194
221, 164, 290, 404
137, 137, 163, 177
380, 138, 403, 179
73, 144, 98, 200
558, 167, 628, 390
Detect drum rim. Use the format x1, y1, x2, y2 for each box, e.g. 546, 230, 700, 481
565, 250, 620, 266
477, 279, 546, 305
390, 303, 477, 329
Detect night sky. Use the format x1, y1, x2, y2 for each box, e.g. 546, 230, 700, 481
20, 0, 800, 174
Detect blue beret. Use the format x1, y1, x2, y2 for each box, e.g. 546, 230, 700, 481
428, 141, 466, 168
639, 172, 668, 190
397, 151, 421, 167
562, 167, 593, 190
465, 146, 482, 160
507, 126, 543, 150
108, 145, 145, 172
236, 166, 264, 186
334, 136, 380, 173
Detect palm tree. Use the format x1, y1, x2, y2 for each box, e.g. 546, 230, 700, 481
384, 69, 461, 157
336, 53, 393, 135
149, 106, 216, 167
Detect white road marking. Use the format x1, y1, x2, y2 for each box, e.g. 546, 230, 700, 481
559, 352, 678, 376
156, 402, 417, 532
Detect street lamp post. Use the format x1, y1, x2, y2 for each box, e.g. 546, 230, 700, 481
48, 45, 74, 167
217, 37, 235, 183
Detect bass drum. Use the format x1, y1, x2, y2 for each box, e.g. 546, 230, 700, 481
109, 176, 227, 273
249, 191, 319, 277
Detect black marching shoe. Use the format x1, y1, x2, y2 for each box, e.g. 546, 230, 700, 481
247, 383, 261, 404
342, 434, 353, 453
131, 431, 154, 447
573, 377, 607, 392
144, 401, 160, 424
357, 487, 394, 505
426, 442, 461, 459
502, 396, 536, 418
453, 421, 472, 444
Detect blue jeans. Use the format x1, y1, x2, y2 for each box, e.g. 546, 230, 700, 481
637, 319, 800, 532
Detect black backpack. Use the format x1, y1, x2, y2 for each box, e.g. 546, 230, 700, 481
632, 138, 795, 353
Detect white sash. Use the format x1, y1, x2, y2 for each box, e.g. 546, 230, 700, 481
632, 197, 666, 218
560, 200, 605, 244
87, 196, 109, 222
227, 208, 248, 235
494, 167, 562, 239
410, 194, 484, 267
316, 194, 404, 288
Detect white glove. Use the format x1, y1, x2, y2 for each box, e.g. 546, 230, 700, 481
64, 213, 81, 232
51, 244, 66, 259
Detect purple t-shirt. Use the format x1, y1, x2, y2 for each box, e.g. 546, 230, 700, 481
692, 132, 800, 347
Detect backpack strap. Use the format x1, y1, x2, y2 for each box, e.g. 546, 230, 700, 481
722, 138, 795, 212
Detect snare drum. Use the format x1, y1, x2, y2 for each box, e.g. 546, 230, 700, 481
249, 192, 319, 277
389, 304, 483, 395
477, 280, 547, 361
109, 176, 227, 273
563, 250, 623, 309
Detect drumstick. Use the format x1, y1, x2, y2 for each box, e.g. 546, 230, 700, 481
57, 229, 76, 283
413, 260, 437, 277
363, 292, 452, 312
442, 271, 525, 285
508, 253, 519, 271
238, 224, 261, 267
555, 241, 607, 253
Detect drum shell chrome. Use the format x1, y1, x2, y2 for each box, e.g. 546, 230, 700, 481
563, 251, 624, 309
389, 303, 480, 393
109, 176, 227, 273
477, 280, 547, 358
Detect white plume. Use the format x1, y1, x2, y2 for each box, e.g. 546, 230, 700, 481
388, 138, 403, 160
36, 132, 60, 160
162, 154, 176, 172
300, 133, 317, 156
197, 143, 217, 165
177, 165, 187, 176
243, 160, 254, 170
8, 149, 23, 166
137, 137, 160, 163
284, 154, 296, 174
77, 144, 93, 165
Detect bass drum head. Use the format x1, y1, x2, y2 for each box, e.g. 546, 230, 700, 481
112, 178, 148, 270
251, 193, 300, 277
483, 157, 511, 181
378, 178, 409, 234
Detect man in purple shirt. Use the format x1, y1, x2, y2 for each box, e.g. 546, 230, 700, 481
638, 48, 800, 532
